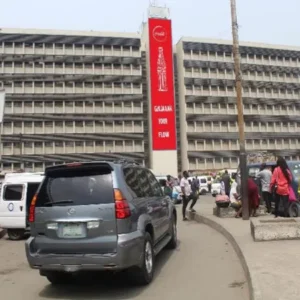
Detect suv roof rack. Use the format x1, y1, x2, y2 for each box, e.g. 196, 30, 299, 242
113, 158, 140, 166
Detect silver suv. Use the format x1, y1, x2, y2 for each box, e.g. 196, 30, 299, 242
25, 160, 177, 285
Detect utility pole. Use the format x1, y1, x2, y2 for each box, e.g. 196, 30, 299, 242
230, 0, 249, 220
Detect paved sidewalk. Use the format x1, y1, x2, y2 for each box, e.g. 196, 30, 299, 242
188, 196, 300, 300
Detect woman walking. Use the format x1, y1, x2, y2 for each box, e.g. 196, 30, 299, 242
270, 157, 292, 218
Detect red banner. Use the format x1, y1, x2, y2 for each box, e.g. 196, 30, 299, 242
148, 18, 176, 151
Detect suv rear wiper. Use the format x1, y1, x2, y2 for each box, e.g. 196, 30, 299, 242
44, 200, 74, 206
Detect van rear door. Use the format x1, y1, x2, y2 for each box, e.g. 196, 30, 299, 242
0, 183, 26, 229
31, 163, 118, 255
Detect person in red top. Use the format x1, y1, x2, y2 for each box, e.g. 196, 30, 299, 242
235, 176, 259, 218
248, 177, 260, 217
270, 156, 292, 218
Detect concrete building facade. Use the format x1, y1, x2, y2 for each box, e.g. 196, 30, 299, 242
176, 38, 300, 171
0, 28, 145, 171
1, 27, 300, 174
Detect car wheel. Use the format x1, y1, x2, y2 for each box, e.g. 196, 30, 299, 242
45, 271, 74, 285
7, 229, 25, 241
166, 214, 177, 250
288, 202, 300, 218
129, 232, 154, 285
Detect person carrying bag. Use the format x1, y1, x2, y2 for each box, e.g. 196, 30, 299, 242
270, 157, 292, 218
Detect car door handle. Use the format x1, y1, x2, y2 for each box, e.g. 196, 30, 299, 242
20, 205, 23, 211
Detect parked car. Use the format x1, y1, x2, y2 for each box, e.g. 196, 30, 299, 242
236, 161, 300, 217
188, 176, 209, 195
211, 179, 222, 197
26, 160, 177, 285
198, 176, 209, 195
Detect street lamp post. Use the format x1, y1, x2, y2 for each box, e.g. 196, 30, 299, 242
230, 0, 249, 220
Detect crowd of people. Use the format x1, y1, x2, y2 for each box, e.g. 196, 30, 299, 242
159, 172, 201, 221
160, 156, 296, 221
222, 156, 296, 218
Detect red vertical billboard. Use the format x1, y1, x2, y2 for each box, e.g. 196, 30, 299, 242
148, 18, 177, 151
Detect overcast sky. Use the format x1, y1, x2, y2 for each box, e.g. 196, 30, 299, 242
1, 0, 299, 46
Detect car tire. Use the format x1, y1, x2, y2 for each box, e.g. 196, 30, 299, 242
7, 229, 25, 241
288, 202, 300, 218
129, 232, 154, 285
166, 214, 177, 250
45, 271, 74, 285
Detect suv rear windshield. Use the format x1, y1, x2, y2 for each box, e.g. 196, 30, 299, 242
35, 166, 113, 207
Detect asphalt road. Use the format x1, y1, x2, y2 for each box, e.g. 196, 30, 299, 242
0, 215, 248, 300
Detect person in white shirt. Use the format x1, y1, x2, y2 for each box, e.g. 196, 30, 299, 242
180, 170, 197, 221
229, 180, 238, 203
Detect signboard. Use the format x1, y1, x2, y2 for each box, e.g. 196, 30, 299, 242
148, 18, 176, 151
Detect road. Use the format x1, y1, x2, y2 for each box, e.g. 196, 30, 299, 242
0, 215, 248, 299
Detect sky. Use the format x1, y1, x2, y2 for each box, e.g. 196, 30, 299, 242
1, 0, 300, 46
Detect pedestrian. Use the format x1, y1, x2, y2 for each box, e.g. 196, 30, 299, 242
180, 171, 197, 221
222, 170, 231, 197
194, 176, 200, 193
191, 177, 200, 207
270, 157, 292, 218
229, 175, 238, 203
166, 175, 174, 188
256, 163, 272, 213
220, 180, 226, 195
235, 176, 259, 218
161, 179, 173, 198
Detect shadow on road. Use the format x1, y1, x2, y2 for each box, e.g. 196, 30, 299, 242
39, 241, 180, 300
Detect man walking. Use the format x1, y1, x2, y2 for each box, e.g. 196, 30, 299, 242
222, 170, 231, 197
256, 163, 272, 213
181, 171, 198, 221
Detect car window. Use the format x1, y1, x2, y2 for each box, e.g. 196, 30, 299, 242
36, 167, 114, 207
137, 169, 153, 197
200, 179, 206, 184
3, 184, 23, 201
123, 167, 144, 197
144, 169, 163, 197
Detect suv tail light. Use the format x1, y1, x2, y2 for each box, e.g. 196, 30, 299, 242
114, 189, 131, 219
29, 194, 38, 222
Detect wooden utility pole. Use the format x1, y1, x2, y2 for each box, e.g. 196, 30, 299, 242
230, 0, 249, 220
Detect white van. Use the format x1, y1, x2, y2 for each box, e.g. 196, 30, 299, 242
188, 176, 209, 195
198, 176, 209, 195
0, 172, 44, 240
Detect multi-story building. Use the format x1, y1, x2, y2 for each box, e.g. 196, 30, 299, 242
2, 26, 300, 174
176, 38, 300, 171
0, 28, 144, 171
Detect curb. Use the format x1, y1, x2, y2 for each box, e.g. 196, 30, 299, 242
188, 211, 262, 300
0, 229, 6, 239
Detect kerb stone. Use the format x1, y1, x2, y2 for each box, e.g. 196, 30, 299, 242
251, 217, 300, 241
